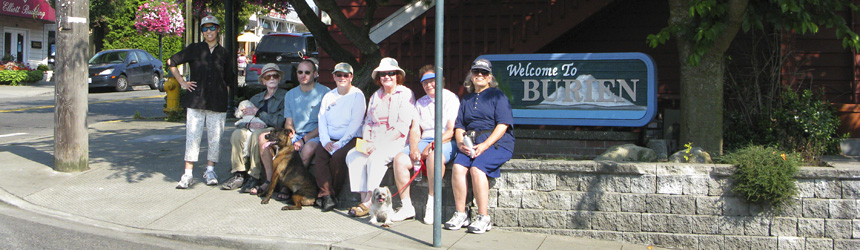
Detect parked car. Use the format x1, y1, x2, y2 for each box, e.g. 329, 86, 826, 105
88, 49, 164, 92
244, 32, 317, 90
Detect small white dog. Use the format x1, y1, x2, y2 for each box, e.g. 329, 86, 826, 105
235, 100, 267, 157
369, 186, 394, 226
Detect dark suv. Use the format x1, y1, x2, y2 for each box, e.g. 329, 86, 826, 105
244, 32, 317, 89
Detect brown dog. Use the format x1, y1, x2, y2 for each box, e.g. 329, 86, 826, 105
261, 128, 318, 210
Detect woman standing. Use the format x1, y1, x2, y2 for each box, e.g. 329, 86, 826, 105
444, 58, 514, 234
345, 57, 416, 217
168, 15, 236, 189
312, 62, 366, 212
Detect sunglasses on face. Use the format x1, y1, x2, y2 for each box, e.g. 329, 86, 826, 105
297, 70, 312, 75
201, 26, 217, 32
334, 73, 351, 78
471, 69, 490, 76
261, 74, 280, 81
378, 71, 398, 77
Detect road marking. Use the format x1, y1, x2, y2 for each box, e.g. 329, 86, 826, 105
0, 133, 28, 138
0, 95, 165, 113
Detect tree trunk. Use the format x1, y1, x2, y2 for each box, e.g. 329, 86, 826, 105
54, 0, 90, 172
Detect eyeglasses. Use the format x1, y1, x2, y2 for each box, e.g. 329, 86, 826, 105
261, 74, 280, 81
334, 73, 351, 78
471, 69, 490, 76
378, 71, 398, 77
201, 26, 217, 32
297, 70, 312, 75
422, 80, 435, 86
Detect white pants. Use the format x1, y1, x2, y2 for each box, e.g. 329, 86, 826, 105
345, 144, 402, 192
185, 108, 226, 163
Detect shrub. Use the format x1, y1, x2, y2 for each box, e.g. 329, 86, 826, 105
0, 70, 27, 85
724, 145, 801, 211
37, 64, 49, 71
24, 70, 44, 83
771, 88, 845, 162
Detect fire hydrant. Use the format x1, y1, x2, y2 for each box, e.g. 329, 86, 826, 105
163, 75, 182, 115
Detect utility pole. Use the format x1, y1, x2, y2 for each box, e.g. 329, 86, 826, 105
53, 0, 90, 172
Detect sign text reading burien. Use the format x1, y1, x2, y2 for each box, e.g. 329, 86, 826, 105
479, 53, 657, 127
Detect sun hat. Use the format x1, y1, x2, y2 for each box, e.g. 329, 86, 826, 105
371, 57, 405, 79
260, 63, 284, 80
200, 15, 220, 27
471, 58, 492, 73
333, 62, 353, 74
420, 72, 435, 83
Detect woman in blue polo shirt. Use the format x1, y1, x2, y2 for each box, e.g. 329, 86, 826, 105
444, 58, 514, 234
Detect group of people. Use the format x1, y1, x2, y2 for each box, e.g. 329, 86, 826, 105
167, 16, 514, 235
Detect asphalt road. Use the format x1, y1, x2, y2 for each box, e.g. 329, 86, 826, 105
0, 86, 167, 144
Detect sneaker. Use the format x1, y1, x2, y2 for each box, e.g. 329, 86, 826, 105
423, 204, 434, 224
176, 174, 193, 189
443, 212, 470, 230
220, 174, 244, 190
204, 170, 218, 185
467, 214, 492, 234
391, 205, 415, 222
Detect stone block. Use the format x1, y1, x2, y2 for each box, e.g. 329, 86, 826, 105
830, 199, 858, 219
500, 171, 532, 190
798, 218, 825, 237
745, 216, 771, 236
629, 174, 657, 194
498, 190, 523, 208
691, 215, 743, 235
642, 213, 692, 233
590, 212, 617, 231
770, 217, 798, 236
522, 190, 542, 209
518, 209, 543, 228
724, 197, 751, 216
620, 194, 647, 213
697, 235, 725, 250
489, 189, 498, 208
648, 233, 698, 250
657, 175, 684, 194
595, 193, 621, 212
825, 219, 853, 239
797, 179, 841, 199
854, 219, 860, 239
646, 194, 672, 214
835, 239, 860, 250
533, 173, 556, 191
669, 195, 696, 215
748, 236, 778, 249
709, 177, 734, 196
578, 174, 600, 191
777, 237, 804, 250
803, 199, 830, 218
542, 210, 569, 229
685, 175, 709, 195
491, 208, 519, 227
805, 238, 833, 250
615, 212, 641, 232
557, 173, 579, 191
842, 180, 860, 199
570, 192, 598, 211
568, 211, 594, 229
697, 196, 723, 215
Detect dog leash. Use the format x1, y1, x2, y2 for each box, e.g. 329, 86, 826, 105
392, 143, 433, 198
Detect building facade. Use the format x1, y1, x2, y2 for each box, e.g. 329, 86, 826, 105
0, 0, 56, 68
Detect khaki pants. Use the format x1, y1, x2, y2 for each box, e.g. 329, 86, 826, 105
230, 127, 272, 179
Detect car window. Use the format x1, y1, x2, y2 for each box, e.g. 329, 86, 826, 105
305, 37, 316, 52
257, 35, 303, 52
89, 51, 128, 64
128, 52, 139, 63
135, 51, 149, 62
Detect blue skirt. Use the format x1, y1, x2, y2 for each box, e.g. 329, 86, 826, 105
452, 145, 512, 178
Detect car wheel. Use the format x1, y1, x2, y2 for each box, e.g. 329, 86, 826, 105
115, 75, 129, 92
149, 73, 160, 90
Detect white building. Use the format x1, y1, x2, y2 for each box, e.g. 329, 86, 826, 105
0, 0, 56, 68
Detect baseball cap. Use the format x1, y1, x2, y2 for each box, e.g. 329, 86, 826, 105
200, 15, 219, 27
333, 62, 353, 74
471, 58, 492, 73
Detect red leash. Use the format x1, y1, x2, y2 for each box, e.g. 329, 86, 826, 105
392, 143, 432, 197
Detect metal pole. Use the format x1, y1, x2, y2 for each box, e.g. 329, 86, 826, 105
433, 0, 444, 247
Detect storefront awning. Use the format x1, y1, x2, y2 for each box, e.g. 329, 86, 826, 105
237, 32, 259, 43
1, 0, 56, 22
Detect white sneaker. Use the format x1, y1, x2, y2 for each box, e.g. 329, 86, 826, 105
422, 204, 434, 224
443, 212, 470, 230
204, 170, 218, 185
391, 205, 415, 222
176, 174, 193, 189
467, 214, 492, 234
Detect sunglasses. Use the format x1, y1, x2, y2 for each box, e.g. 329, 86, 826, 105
378, 71, 398, 77
261, 74, 280, 80
297, 70, 313, 75
201, 26, 217, 32
334, 73, 351, 78
471, 69, 490, 76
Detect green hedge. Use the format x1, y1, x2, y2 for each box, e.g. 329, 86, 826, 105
0, 70, 27, 85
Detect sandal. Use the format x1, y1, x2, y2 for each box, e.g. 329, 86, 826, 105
239, 176, 258, 194
274, 187, 291, 201
348, 204, 370, 217
252, 181, 270, 196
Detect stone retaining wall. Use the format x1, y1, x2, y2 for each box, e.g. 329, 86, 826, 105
451, 160, 860, 250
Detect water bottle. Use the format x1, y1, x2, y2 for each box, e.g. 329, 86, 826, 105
413, 160, 423, 182
463, 132, 475, 157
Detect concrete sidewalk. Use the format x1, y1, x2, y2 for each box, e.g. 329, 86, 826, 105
0, 119, 661, 250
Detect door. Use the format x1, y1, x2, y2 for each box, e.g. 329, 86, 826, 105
135, 51, 154, 84
125, 51, 143, 84
3, 28, 27, 63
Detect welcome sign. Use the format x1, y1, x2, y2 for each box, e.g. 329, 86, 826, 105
479, 53, 657, 127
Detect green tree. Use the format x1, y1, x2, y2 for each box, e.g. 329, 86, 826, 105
648, 0, 860, 155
